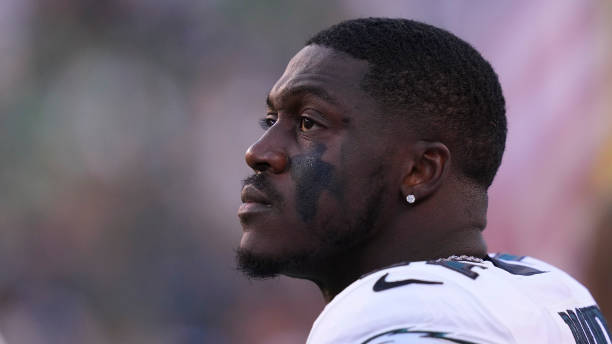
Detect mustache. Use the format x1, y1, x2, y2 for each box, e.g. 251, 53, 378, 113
242, 174, 284, 205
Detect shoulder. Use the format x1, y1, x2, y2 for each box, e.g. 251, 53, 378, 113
306, 254, 601, 344
308, 258, 510, 343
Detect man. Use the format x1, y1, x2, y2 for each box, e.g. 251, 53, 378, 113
236, 18, 611, 343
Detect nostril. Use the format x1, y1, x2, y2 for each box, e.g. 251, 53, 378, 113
253, 162, 270, 172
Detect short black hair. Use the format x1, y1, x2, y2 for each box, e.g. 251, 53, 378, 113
307, 18, 507, 188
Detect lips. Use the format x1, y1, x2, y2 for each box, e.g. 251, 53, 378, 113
241, 185, 272, 205
238, 185, 273, 222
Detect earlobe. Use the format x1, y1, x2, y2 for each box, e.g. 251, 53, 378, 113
400, 141, 451, 203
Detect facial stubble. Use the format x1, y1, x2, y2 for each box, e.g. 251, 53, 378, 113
237, 144, 386, 280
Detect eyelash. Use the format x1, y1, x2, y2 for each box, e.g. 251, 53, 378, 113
259, 117, 276, 130
259, 114, 321, 132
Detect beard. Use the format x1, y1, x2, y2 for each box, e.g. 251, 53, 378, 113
236, 166, 386, 280
235, 247, 313, 279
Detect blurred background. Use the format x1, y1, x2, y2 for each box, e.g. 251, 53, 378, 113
0, 0, 610, 343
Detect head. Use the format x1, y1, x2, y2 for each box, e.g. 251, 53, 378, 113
237, 18, 506, 281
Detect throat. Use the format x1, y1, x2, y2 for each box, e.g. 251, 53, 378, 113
310, 227, 487, 303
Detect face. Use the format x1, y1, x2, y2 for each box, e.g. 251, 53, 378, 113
237, 45, 398, 279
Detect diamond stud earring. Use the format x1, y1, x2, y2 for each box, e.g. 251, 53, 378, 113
406, 194, 416, 204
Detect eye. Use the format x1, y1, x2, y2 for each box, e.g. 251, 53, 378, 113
259, 116, 277, 130
299, 116, 319, 131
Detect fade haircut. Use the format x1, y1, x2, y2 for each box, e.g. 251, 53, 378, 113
307, 18, 507, 188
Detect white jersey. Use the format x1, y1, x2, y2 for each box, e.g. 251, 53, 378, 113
306, 254, 611, 344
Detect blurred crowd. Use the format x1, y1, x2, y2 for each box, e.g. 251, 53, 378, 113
0, 1, 610, 343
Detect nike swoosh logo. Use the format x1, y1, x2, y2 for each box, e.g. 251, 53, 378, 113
373, 273, 443, 292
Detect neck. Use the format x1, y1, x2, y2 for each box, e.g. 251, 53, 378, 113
312, 186, 489, 303
312, 227, 487, 303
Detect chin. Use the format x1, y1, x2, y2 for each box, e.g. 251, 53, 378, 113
238, 230, 275, 255
236, 237, 317, 280
235, 246, 282, 279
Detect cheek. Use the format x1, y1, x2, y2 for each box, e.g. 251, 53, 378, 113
310, 192, 348, 228
338, 160, 390, 215
290, 144, 343, 223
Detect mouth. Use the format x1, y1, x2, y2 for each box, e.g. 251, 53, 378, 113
238, 185, 273, 220
241, 184, 272, 204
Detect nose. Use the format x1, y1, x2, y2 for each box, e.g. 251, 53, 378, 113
245, 132, 289, 174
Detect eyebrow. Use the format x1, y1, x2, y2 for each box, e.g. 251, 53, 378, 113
266, 85, 339, 109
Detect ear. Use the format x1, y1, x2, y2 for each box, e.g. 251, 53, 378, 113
400, 141, 451, 203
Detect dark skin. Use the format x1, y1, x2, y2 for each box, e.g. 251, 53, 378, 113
291, 143, 342, 222
238, 45, 487, 303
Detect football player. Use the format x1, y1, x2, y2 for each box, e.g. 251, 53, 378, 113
237, 18, 611, 343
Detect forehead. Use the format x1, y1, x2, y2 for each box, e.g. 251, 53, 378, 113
268, 45, 370, 108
